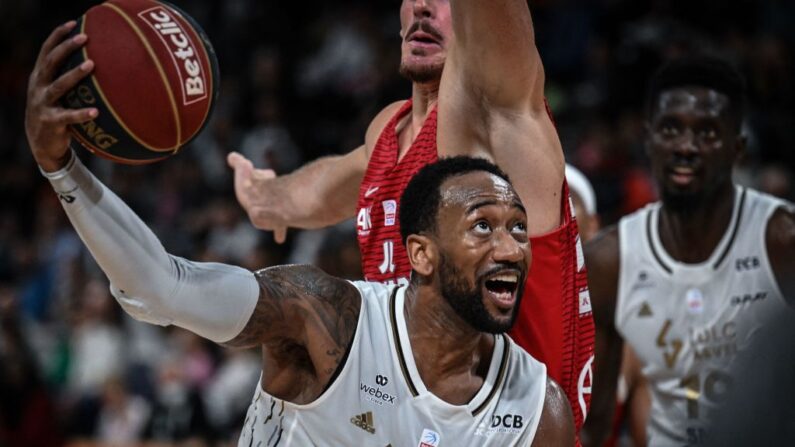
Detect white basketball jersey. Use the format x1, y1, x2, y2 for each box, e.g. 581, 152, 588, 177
616, 186, 793, 446
238, 282, 547, 446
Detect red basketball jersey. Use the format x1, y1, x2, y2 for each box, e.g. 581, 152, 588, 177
508, 183, 595, 433
357, 100, 437, 286
356, 99, 594, 433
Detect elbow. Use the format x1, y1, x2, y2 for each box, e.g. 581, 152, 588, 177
110, 284, 175, 327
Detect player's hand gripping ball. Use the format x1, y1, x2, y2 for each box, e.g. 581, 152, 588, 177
60, 0, 219, 164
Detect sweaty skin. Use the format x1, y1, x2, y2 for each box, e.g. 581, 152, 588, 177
24, 26, 574, 440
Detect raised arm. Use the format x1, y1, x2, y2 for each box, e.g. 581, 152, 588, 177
580, 227, 623, 447
26, 23, 362, 403
437, 0, 564, 234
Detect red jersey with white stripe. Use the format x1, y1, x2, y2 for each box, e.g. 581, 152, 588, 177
508, 183, 595, 433
356, 99, 594, 433
356, 100, 437, 286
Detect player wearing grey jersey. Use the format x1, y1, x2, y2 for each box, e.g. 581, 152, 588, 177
24, 28, 574, 442
582, 57, 795, 447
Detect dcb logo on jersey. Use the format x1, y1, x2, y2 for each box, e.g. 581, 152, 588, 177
476, 413, 525, 436
417, 429, 440, 447
735, 256, 760, 271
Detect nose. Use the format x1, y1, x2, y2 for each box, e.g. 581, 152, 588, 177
492, 229, 526, 265
413, 0, 433, 18
673, 128, 699, 156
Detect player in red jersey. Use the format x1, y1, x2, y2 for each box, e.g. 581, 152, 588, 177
229, 0, 594, 433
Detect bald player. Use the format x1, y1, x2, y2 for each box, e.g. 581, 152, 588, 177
229, 0, 594, 431
25, 35, 575, 441
583, 57, 795, 446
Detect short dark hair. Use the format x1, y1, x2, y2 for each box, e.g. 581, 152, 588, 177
399, 156, 512, 246
647, 56, 747, 127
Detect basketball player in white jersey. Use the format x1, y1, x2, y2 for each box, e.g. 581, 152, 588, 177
583, 57, 795, 447
25, 25, 574, 443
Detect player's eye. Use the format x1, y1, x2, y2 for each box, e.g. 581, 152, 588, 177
660, 125, 679, 137
699, 127, 718, 140
473, 221, 492, 234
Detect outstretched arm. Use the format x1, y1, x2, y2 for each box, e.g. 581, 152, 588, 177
228, 100, 406, 242
581, 227, 623, 447
27, 25, 362, 402
228, 146, 366, 243
438, 0, 564, 234
28, 22, 260, 343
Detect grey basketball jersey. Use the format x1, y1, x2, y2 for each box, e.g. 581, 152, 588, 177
238, 281, 547, 446
616, 187, 793, 446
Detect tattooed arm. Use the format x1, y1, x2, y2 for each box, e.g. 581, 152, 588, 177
224, 264, 362, 403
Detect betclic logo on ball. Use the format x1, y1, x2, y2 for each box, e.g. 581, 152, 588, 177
139, 6, 208, 106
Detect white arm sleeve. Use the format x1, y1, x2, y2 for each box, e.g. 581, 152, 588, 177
42, 151, 259, 343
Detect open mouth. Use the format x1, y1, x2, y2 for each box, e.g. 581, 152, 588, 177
483, 273, 520, 310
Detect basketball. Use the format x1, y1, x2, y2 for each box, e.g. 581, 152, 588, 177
60, 0, 219, 165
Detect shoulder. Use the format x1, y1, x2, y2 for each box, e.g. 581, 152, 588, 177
254, 265, 362, 314
584, 225, 621, 322
530, 378, 575, 447
364, 100, 408, 157
765, 204, 795, 243
585, 224, 620, 277
765, 205, 795, 302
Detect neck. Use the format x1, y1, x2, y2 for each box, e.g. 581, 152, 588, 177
659, 183, 737, 263
403, 283, 493, 405
411, 81, 439, 122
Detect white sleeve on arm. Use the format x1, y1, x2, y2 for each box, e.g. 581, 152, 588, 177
42, 151, 259, 343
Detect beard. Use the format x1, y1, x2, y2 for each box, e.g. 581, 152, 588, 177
661, 188, 706, 215
438, 254, 523, 334
399, 60, 444, 84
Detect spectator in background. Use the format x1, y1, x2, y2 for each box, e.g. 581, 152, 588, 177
0, 281, 64, 447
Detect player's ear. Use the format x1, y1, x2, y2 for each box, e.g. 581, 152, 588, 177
406, 234, 436, 277
733, 133, 747, 164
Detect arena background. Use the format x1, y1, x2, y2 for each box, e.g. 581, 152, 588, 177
0, 1, 793, 446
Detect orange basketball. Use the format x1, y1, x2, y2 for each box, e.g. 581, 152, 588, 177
60, 0, 219, 164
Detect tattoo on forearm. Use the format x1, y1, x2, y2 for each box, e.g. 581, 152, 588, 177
222, 265, 360, 357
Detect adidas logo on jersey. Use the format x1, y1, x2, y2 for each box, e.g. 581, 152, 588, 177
350, 411, 376, 434
638, 302, 653, 317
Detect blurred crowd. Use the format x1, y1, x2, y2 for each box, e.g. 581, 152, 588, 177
0, 0, 793, 446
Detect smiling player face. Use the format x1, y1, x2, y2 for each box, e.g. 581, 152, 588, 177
432, 171, 530, 333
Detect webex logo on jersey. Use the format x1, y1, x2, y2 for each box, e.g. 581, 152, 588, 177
360, 375, 396, 406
